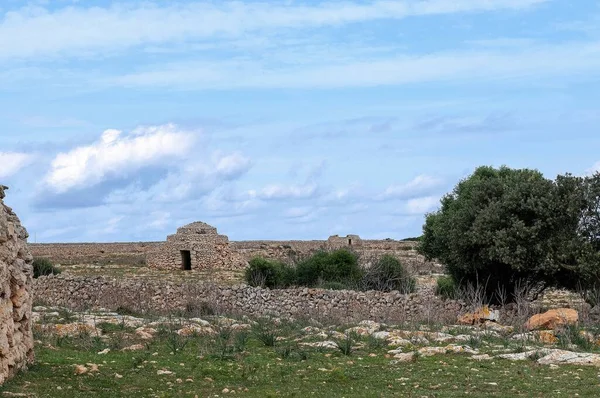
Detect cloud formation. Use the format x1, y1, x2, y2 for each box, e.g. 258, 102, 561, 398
43, 124, 194, 193
379, 175, 444, 200
0, 152, 33, 179
0, 0, 549, 60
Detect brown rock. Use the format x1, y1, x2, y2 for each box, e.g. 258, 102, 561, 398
524, 308, 578, 331
458, 306, 500, 325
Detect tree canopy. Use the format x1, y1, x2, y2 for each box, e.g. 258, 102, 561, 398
420, 166, 600, 303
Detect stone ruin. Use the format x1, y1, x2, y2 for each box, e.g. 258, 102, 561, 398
327, 234, 363, 248
0, 186, 34, 385
147, 221, 245, 271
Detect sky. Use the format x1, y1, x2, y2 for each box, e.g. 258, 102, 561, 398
1, 0, 599, 243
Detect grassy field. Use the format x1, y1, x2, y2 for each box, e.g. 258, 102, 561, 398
3, 313, 600, 397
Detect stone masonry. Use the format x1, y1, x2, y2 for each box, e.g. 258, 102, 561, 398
147, 222, 245, 271
0, 186, 34, 385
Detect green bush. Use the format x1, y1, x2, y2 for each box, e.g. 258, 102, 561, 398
32, 258, 61, 278
361, 255, 416, 293
435, 275, 458, 300
245, 257, 294, 289
295, 249, 362, 287
419, 166, 583, 302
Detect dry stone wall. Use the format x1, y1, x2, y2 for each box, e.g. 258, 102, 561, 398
32, 274, 463, 323
0, 186, 34, 385
29, 237, 441, 274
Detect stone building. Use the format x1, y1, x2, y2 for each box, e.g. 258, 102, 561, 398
0, 186, 34, 385
147, 221, 245, 270
327, 234, 363, 249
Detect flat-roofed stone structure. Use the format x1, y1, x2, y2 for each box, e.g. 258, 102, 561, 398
0, 186, 34, 385
327, 234, 363, 248
147, 222, 245, 270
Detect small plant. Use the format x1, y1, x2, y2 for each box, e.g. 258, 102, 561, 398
276, 344, 294, 359
234, 331, 249, 353
212, 326, 235, 360
252, 320, 278, 347
556, 325, 595, 352
435, 275, 458, 300
334, 333, 354, 356
32, 258, 61, 278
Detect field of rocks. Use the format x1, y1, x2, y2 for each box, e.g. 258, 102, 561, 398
2, 303, 600, 397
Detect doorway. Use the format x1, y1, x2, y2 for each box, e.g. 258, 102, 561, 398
181, 250, 192, 270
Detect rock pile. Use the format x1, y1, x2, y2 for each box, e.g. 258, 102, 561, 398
0, 186, 34, 385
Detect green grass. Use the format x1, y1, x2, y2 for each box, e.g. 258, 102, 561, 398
3, 327, 600, 397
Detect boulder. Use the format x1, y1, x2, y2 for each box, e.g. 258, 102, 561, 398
524, 308, 578, 331
458, 306, 500, 325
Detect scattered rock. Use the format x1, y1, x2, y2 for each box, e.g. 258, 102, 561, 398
524, 308, 578, 331
74, 365, 88, 375
458, 306, 500, 325
122, 344, 145, 352
391, 352, 416, 363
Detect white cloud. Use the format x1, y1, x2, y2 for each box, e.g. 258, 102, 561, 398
104, 40, 600, 90
0, 152, 34, 179
380, 175, 443, 200
404, 196, 440, 215
251, 183, 318, 200
0, 0, 549, 60
213, 152, 253, 179
44, 124, 195, 193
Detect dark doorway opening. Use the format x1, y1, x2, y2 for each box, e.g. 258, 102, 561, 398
348, 238, 352, 246
181, 250, 192, 270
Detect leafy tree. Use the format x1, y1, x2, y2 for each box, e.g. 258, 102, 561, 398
419, 166, 578, 302
574, 173, 600, 291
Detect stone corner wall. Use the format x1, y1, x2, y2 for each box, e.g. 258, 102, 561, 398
0, 186, 34, 385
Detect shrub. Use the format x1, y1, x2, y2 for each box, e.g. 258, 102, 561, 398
32, 258, 61, 278
435, 275, 458, 300
295, 249, 362, 287
245, 257, 293, 289
361, 255, 416, 293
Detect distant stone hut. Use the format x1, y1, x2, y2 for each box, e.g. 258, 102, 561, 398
147, 222, 245, 271
327, 234, 363, 249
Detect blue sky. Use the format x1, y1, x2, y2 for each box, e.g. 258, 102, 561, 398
1, 0, 599, 243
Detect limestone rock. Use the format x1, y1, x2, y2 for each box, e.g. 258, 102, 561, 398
458, 306, 500, 325
524, 308, 578, 331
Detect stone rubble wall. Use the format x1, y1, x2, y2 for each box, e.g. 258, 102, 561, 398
32, 274, 464, 324
30, 239, 442, 274
0, 186, 34, 385
29, 242, 162, 265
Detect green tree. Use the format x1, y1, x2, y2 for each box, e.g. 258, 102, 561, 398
419, 166, 578, 302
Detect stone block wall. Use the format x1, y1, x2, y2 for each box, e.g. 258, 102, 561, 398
32, 274, 464, 324
0, 186, 34, 385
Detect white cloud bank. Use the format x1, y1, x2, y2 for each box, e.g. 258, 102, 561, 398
0, 0, 549, 60
380, 175, 444, 200
44, 124, 195, 193
0, 152, 34, 179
